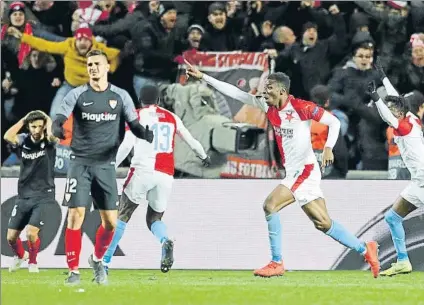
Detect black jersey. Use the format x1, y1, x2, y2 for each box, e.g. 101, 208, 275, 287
16, 134, 56, 198
57, 83, 137, 165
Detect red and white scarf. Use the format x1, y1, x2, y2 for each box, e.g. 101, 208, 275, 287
1, 22, 33, 68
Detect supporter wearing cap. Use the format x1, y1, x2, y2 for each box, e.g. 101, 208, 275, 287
6, 25, 121, 117
1, 2, 34, 68
186, 24, 204, 50
199, 2, 240, 51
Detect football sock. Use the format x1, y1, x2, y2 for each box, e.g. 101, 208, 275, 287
151, 221, 168, 244
8, 237, 25, 259
94, 225, 114, 261
103, 219, 127, 265
385, 208, 409, 261
27, 238, 41, 264
266, 213, 282, 262
65, 228, 82, 271
326, 220, 366, 254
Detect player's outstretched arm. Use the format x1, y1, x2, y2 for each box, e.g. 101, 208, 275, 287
367, 81, 399, 129
375, 57, 399, 97
185, 60, 268, 112
3, 114, 28, 146
115, 130, 136, 169
175, 115, 210, 166
318, 111, 341, 170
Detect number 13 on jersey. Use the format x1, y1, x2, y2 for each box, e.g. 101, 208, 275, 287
151, 123, 174, 153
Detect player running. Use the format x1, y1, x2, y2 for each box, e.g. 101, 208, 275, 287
186, 60, 380, 278
102, 84, 210, 273
4, 110, 58, 273
52, 49, 154, 285
368, 58, 424, 276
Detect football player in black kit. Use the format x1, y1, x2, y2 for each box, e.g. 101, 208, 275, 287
52, 49, 154, 285
3, 110, 58, 274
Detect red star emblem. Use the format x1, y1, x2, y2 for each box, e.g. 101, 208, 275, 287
285, 111, 294, 122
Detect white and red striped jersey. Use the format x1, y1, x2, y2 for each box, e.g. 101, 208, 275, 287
265, 96, 340, 174
377, 77, 424, 185
376, 105, 424, 184
117, 105, 207, 175
203, 75, 340, 175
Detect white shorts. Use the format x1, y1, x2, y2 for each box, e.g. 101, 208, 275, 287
281, 164, 323, 207
122, 168, 174, 213
400, 181, 424, 208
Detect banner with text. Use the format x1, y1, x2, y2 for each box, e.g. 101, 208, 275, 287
2, 179, 423, 270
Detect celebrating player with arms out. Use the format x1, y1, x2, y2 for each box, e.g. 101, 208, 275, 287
368, 58, 424, 276
52, 50, 154, 285
4, 110, 58, 273
103, 85, 210, 273
186, 60, 380, 278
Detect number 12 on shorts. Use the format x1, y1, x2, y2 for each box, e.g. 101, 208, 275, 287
151, 123, 173, 153
65, 178, 77, 193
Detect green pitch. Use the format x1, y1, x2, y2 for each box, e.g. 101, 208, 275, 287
2, 269, 424, 305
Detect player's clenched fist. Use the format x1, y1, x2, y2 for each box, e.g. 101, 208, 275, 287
199, 155, 211, 167
144, 125, 154, 143
321, 147, 334, 171
185, 59, 203, 80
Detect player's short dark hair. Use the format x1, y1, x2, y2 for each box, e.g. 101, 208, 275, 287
404, 90, 424, 115
310, 85, 329, 107
24, 111, 47, 126
385, 95, 407, 114
267, 72, 291, 92
86, 49, 109, 61
139, 85, 160, 105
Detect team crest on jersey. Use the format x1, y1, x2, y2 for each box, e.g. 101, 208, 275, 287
40, 142, 45, 149
65, 193, 71, 202
109, 99, 118, 109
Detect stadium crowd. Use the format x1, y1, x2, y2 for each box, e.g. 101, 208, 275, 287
1, 0, 424, 177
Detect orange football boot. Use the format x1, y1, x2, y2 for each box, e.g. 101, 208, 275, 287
253, 261, 285, 277
364, 241, 380, 278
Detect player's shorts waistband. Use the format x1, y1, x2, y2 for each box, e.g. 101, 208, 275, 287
70, 155, 115, 166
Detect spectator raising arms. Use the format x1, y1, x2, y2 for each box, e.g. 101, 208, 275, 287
6, 26, 121, 117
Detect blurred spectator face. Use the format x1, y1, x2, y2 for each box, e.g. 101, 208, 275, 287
412, 45, 424, 67
188, 29, 203, 49
98, 0, 116, 12
87, 55, 110, 80
353, 47, 373, 71
10, 11, 25, 27
273, 26, 296, 46
261, 21, 275, 38
76, 37, 92, 56
302, 28, 318, 47
29, 50, 41, 69
161, 9, 177, 30
375, 2, 385, 11
358, 26, 369, 33
208, 10, 227, 30
34, 0, 54, 11
149, 0, 160, 14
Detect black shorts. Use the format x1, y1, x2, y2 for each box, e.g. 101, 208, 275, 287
62, 161, 118, 210
8, 196, 55, 231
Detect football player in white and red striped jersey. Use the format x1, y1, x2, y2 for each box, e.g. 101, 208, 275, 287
186, 60, 380, 278
103, 85, 210, 273
369, 59, 424, 276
